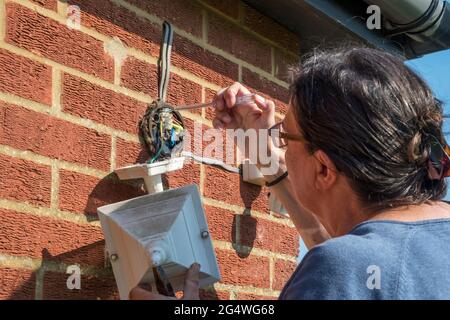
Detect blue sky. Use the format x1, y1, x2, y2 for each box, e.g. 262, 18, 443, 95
406, 49, 450, 199
406, 49, 450, 129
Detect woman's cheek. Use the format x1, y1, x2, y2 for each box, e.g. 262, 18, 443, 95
286, 150, 308, 203
285, 148, 294, 173
285, 149, 301, 190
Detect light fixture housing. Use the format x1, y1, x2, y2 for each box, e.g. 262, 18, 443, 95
98, 184, 221, 299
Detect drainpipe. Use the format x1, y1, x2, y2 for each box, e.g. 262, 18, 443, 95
364, 0, 450, 55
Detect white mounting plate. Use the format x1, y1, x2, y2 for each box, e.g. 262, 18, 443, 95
269, 193, 288, 215
241, 159, 288, 215
97, 184, 221, 300
241, 159, 265, 186
114, 156, 185, 180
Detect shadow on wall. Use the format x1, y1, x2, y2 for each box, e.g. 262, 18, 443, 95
8, 241, 117, 300
227, 179, 262, 258
232, 210, 257, 259
82, 173, 146, 222
8, 242, 224, 300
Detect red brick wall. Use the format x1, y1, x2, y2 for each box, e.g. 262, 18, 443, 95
0, 0, 300, 300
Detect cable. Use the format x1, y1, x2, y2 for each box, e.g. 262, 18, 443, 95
139, 101, 185, 163
181, 151, 240, 174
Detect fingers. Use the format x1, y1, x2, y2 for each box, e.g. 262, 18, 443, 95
224, 83, 240, 109
255, 96, 276, 125
255, 96, 275, 115
213, 118, 224, 129
129, 263, 201, 300
183, 263, 200, 300
129, 286, 175, 300
215, 82, 251, 111
213, 109, 233, 129
254, 94, 268, 110
214, 88, 226, 112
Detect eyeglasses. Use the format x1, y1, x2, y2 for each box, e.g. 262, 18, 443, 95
426, 134, 450, 180
268, 122, 306, 149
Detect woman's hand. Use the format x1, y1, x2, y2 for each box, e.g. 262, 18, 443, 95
129, 263, 200, 300
213, 82, 276, 131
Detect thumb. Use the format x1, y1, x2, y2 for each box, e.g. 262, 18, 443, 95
183, 263, 200, 300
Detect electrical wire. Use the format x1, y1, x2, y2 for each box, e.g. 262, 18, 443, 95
139, 100, 185, 164
181, 151, 240, 174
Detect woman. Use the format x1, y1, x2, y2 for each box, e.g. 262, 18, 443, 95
131, 46, 450, 300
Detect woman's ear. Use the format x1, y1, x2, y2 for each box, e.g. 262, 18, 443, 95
313, 149, 338, 190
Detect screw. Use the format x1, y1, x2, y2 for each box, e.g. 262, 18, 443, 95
201, 230, 209, 239
110, 253, 118, 262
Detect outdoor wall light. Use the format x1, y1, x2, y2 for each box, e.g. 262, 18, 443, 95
98, 184, 221, 300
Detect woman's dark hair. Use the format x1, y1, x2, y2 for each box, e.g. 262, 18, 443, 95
289, 45, 447, 211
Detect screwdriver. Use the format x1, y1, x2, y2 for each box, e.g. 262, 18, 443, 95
175, 93, 257, 111
152, 265, 175, 297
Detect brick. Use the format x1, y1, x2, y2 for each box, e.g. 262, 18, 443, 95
0, 208, 105, 267
274, 49, 299, 82
236, 292, 277, 300
0, 48, 52, 105
184, 118, 224, 158
208, 13, 272, 72
0, 267, 36, 300
6, 3, 114, 82
200, 289, 230, 300
242, 67, 290, 103
115, 138, 149, 168
0, 101, 111, 171
204, 205, 236, 243
43, 271, 118, 299
67, 0, 161, 57
204, 88, 217, 121
183, 118, 201, 154
186, 102, 203, 116
204, 0, 240, 19
215, 248, 270, 288
127, 0, 203, 37
0, 154, 51, 207
120, 57, 158, 96
62, 73, 148, 135
242, 67, 290, 115
242, 4, 300, 53
167, 73, 202, 107
59, 170, 147, 217
204, 166, 270, 213
273, 259, 297, 291
164, 162, 201, 188
183, 118, 238, 168
31, 0, 57, 10
240, 216, 299, 256
172, 34, 238, 87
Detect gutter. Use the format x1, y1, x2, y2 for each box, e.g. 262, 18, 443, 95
364, 0, 450, 56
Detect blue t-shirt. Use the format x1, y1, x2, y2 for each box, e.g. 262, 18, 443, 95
279, 219, 450, 299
